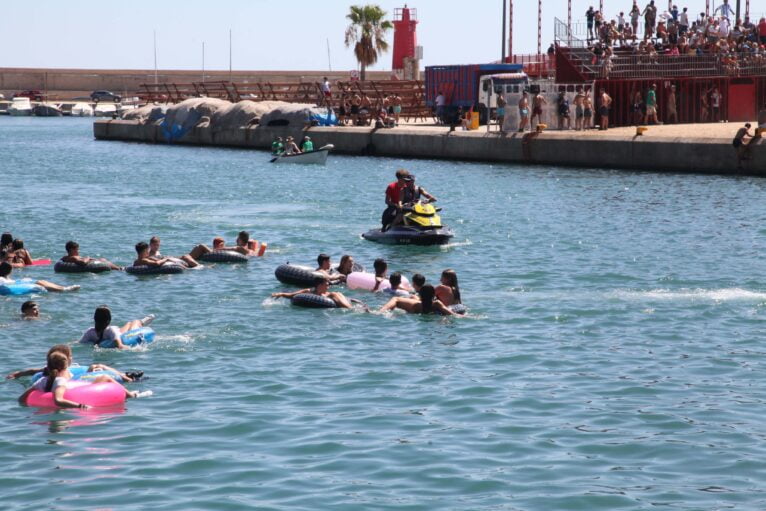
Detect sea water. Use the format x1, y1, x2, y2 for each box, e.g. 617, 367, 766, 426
1, 117, 765, 510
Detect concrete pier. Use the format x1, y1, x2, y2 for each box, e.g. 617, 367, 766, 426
93, 120, 766, 176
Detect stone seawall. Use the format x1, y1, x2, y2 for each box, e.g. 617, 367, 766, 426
93, 120, 766, 176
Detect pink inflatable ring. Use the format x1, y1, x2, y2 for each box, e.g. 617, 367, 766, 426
25, 380, 126, 408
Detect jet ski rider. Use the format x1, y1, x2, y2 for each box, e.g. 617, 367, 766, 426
381, 169, 410, 232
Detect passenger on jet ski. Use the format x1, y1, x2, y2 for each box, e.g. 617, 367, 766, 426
401, 174, 436, 206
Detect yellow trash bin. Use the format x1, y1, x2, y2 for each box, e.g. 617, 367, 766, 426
470, 111, 480, 130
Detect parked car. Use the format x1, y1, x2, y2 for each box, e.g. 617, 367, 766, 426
90, 90, 121, 103
13, 90, 45, 101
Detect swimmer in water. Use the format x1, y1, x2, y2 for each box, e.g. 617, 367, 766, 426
148, 236, 202, 268
272, 276, 353, 309
0, 262, 79, 292
383, 272, 410, 297
79, 305, 155, 349
435, 269, 462, 307
20, 300, 39, 320
379, 284, 454, 315
60, 241, 122, 270
316, 253, 345, 283
18, 351, 143, 409
372, 258, 388, 291
6, 344, 142, 382
410, 273, 426, 295
217, 231, 258, 256
335, 254, 356, 276
9, 239, 33, 266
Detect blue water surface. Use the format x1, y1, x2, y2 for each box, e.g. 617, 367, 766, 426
1, 117, 765, 510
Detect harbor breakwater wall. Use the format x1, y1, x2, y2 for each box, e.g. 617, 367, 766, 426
94, 120, 766, 176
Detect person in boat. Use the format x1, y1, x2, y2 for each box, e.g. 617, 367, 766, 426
301, 136, 314, 152
7, 344, 142, 382
381, 169, 410, 231
0, 262, 79, 293
21, 300, 39, 320
435, 269, 463, 308
271, 136, 285, 155
335, 255, 356, 276
79, 305, 155, 350
61, 240, 122, 270
401, 174, 436, 206
379, 284, 454, 316
148, 236, 201, 268
284, 136, 301, 155
271, 276, 353, 309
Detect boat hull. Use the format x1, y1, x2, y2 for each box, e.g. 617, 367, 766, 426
362, 226, 454, 246
271, 148, 330, 165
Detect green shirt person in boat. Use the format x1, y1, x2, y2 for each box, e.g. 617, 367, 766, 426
271, 137, 284, 155
301, 136, 314, 152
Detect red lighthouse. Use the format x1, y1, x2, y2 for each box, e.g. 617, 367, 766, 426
392, 5, 418, 78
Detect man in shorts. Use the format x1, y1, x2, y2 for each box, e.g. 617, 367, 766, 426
573, 87, 586, 131
530, 91, 547, 129
518, 92, 530, 133
599, 88, 612, 130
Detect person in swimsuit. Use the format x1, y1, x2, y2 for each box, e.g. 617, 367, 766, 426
733, 123, 753, 169
271, 276, 353, 309
336, 255, 356, 276
148, 236, 201, 268
379, 284, 454, 315
518, 92, 530, 132
0, 261, 79, 293
216, 231, 259, 256
9, 239, 33, 266
79, 305, 155, 350
61, 241, 122, 270
435, 269, 463, 307
7, 344, 142, 382
573, 87, 586, 131
599, 88, 612, 130
531, 92, 547, 128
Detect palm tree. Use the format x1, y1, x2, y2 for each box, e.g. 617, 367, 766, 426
345, 4, 393, 81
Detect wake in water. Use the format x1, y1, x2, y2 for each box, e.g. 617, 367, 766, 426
502, 287, 766, 303
440, 239, 473, 250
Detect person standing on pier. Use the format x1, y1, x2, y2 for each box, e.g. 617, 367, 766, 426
586, 6, 596, 42
642, 1, 658, 40
645, 84, 660, 125
518, 92, 530, 133
665, 85, 678, 124
598, 88, 612, 131
530, 91, 547, 129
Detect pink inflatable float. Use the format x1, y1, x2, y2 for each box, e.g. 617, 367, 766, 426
25, 380, 126, 408
346, 272, 411, 292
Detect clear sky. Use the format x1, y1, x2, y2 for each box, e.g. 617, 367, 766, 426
2, 1, 761, 72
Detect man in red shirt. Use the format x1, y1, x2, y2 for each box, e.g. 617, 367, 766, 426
381, 169, 410, 231
759, 17, 766, 45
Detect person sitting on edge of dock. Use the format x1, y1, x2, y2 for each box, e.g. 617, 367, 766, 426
61, 241, 122, 270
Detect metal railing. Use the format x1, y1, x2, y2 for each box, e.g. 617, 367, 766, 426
597, 53, 766, 79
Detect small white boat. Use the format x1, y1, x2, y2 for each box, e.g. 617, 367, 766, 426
8, 97, 32, 116
270, 144, 333, 165
94, 103, 117, 117
71, 102, 94, 117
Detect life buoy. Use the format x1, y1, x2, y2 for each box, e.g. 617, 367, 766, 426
291, 293, 337, 309
54, 260, 112, 273
199, 250, 249, 263
125, 264, 185, 275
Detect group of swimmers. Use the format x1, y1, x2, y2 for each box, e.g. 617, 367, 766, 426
272, 253, 464, 316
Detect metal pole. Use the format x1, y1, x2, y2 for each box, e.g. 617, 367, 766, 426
745, 0, 749, 17
706, 0, 710, 16
202, 41, 205, 83
568, 0, 572, 45
508, 0, 513, 58
735, 0, 740, 21
502, 0, 507, 62
153, 30, 158, 85
537, 0, 542, 55
229, 29, 232, 82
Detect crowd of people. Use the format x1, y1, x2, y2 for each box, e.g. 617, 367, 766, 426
321, 77, 403, 129
584, 1, 766, 77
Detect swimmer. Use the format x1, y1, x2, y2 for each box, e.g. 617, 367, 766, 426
148, 236, 202, 268
216, 231, 257, 256
379, 284, 454, 316
316, 253, 345, 282
18, 351, 142, 409
212, 237, 225, 250
10, 239, 33, 266
0, 262, 79, 292
335, 255, 356, 276
79, 305, 155, 349
272, 276, 353, 309
435, 269, 462, 307
135, 241, 198, 269
21, 300, 39, 320
61, 241, 122, 270
384, 272, 410, 297
6, 344, 141, 382
411, 273, 426, 294
372, 258, 388, 291
0, 249, 23, 268
0, 232, 12, 252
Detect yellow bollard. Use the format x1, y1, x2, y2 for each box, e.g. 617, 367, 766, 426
636, 126, 648, 136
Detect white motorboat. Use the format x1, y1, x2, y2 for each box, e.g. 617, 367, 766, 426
71, 102, 94, 117
94, 103, 117, 117
8, 97, 32, 116
270, 144, 333, 165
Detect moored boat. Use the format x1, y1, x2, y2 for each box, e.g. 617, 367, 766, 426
8, 97, 32, 116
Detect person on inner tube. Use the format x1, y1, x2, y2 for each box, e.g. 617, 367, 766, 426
61, 241, 122, 270
381, 169, 410, 232
379, 284, 454, 316
271, 276, 353, 309
217, 231, 258, 256
316, 253, 345, 283
401, 174, 436, 207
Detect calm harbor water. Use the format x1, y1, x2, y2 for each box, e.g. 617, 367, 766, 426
1, 117, 766, 510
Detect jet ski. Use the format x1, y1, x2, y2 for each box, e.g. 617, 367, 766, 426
362, 201, 454, 246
